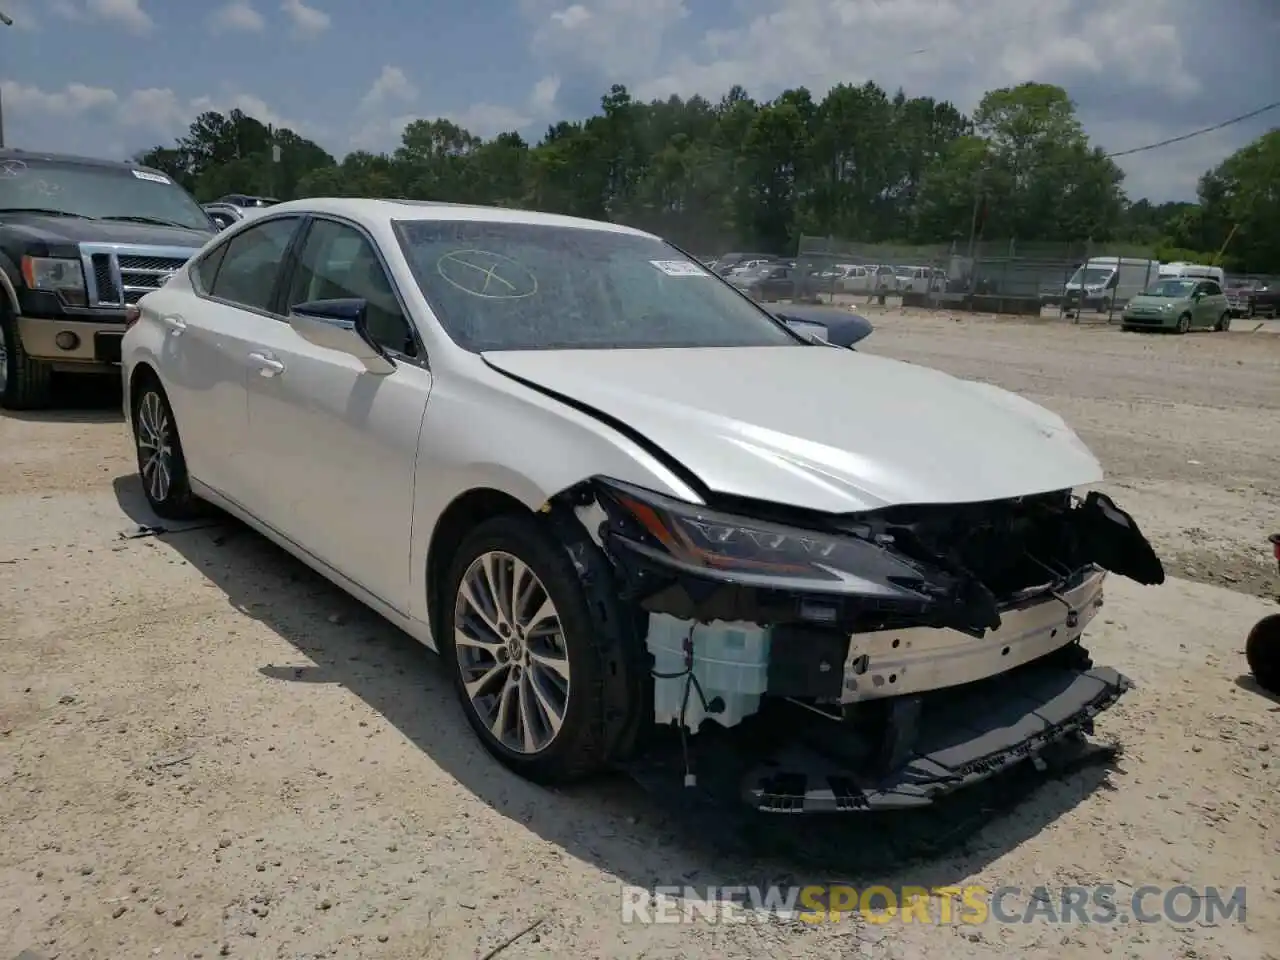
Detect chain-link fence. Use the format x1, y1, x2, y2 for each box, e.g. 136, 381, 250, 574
790, 236, 1170, 321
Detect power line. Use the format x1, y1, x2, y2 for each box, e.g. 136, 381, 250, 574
1103, 101, 1280, 159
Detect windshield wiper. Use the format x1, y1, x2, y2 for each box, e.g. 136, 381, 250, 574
100, 214, 192, 229
0, 207, 96, 219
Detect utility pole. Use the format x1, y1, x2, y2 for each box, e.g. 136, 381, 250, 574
0, 8, 13, 149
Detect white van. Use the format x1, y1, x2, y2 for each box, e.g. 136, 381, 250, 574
1158, 261, 1226, 286
1064, 256, 1161, 312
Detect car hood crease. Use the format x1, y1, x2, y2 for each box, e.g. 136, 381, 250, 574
481, 346, 1103, 514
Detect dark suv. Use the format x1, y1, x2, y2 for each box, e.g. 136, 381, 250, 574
0, 149, 216, 408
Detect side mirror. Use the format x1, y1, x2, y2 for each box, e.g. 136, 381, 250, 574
288, 298, 395, 374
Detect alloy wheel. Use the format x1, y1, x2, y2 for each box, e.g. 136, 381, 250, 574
136, 390, 174, 503
453, 550, 571, 755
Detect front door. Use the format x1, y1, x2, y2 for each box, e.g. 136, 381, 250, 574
243, 216, 431, 613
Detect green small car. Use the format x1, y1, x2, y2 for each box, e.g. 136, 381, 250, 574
1121, 278, 1232, 333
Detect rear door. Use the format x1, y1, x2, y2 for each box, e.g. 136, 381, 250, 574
162, 215, 303, 500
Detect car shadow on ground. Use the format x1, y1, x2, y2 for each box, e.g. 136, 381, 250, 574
0, 374, 123, 424
1233, 675, 1280, 707
112, 473, 1121, 895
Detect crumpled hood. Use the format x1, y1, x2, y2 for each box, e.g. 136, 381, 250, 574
482, 345, 1103, 514
0, 213, 212, 248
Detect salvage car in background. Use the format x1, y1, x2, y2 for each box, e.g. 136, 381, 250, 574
122, 199, 1165, 813
771, 303, 873, 347
1121, 277, 1232, 333
1237, 279, 1280, 319
0, 148, 215, 409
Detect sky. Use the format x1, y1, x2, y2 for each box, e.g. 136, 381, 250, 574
1, 0, 1277, 203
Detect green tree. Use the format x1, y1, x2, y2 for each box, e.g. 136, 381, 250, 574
133, 79, 1274, 271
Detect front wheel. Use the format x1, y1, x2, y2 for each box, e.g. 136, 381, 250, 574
441, 514, 612, 784
1175, 313, 1191, 334
132, 379, 202, 519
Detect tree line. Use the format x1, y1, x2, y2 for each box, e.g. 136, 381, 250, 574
136, 80, 1280, 274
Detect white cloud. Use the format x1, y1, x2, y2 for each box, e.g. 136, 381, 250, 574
209, 0, 265, 33
49, 0, 82, 20
84, 0, 153, 34
530, 75, 561, 116
531, 0, 689, 80
281, 0, 330, 36
521, 0, 1260, 199
0, 80, 119, 116
0, 80, 307, 158
360, 66, 418, 112
451, 103, 536, 138
1084, 116, 1251, 203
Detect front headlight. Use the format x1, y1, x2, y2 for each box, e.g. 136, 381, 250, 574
593, 478, 944, 601
21, 256, 88, 306
1161, 302, 1175, 312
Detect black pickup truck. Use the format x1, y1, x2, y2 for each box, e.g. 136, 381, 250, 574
0, 149, 215, 409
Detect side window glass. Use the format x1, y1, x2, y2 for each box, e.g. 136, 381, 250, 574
287, 219, 417, 358
192, 243, 228, 294
208, 217, 299, 312
1206, 282, 1221, 296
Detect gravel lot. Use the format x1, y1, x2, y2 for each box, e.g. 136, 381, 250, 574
1, 312, 1277, 959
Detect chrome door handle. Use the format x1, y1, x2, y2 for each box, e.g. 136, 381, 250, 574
162, 315, 187, 336
248, 352, 286, 377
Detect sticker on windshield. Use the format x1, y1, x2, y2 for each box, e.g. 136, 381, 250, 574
649, 259, 707, 277
0, 159, 27, 178
131, 169, 172, 184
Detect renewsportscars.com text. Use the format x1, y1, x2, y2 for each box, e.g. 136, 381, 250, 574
621, 884, 1247, 925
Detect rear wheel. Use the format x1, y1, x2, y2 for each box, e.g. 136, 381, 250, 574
1175, 313, 1191, 334
0, 306, 53, 410
441, 514, 612, 784
131, 378, 202, 519
1216, 312, 1231, 332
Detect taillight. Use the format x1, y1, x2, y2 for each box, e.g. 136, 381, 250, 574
125, 304, 141, 327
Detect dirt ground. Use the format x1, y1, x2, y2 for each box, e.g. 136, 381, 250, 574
1, 312, 1278, 960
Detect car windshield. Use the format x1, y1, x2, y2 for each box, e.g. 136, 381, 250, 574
394, 219, 802, 351
1068, 266, 1113, 286
1143, 279, 1195, 297
0, 158, 211, 230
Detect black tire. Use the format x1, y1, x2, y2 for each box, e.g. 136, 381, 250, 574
1216, 312, 1231, 332
1120, 324, 1133, 332
1245, 613, 1280, 695
1175, 313, 1191, 334
0, 305, 54, 410
131, 376, 202, 520
441, 513, 611, 784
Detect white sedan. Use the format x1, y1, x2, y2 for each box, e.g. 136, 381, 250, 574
122, 198, 1164, 811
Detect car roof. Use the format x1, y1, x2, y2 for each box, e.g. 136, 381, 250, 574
0, 147, 170, 180
264, 197, 656, 238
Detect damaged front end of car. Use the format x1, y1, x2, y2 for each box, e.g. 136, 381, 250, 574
545, 476, 1165, 813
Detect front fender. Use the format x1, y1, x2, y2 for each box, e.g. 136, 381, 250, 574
407, 362, 705, 623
